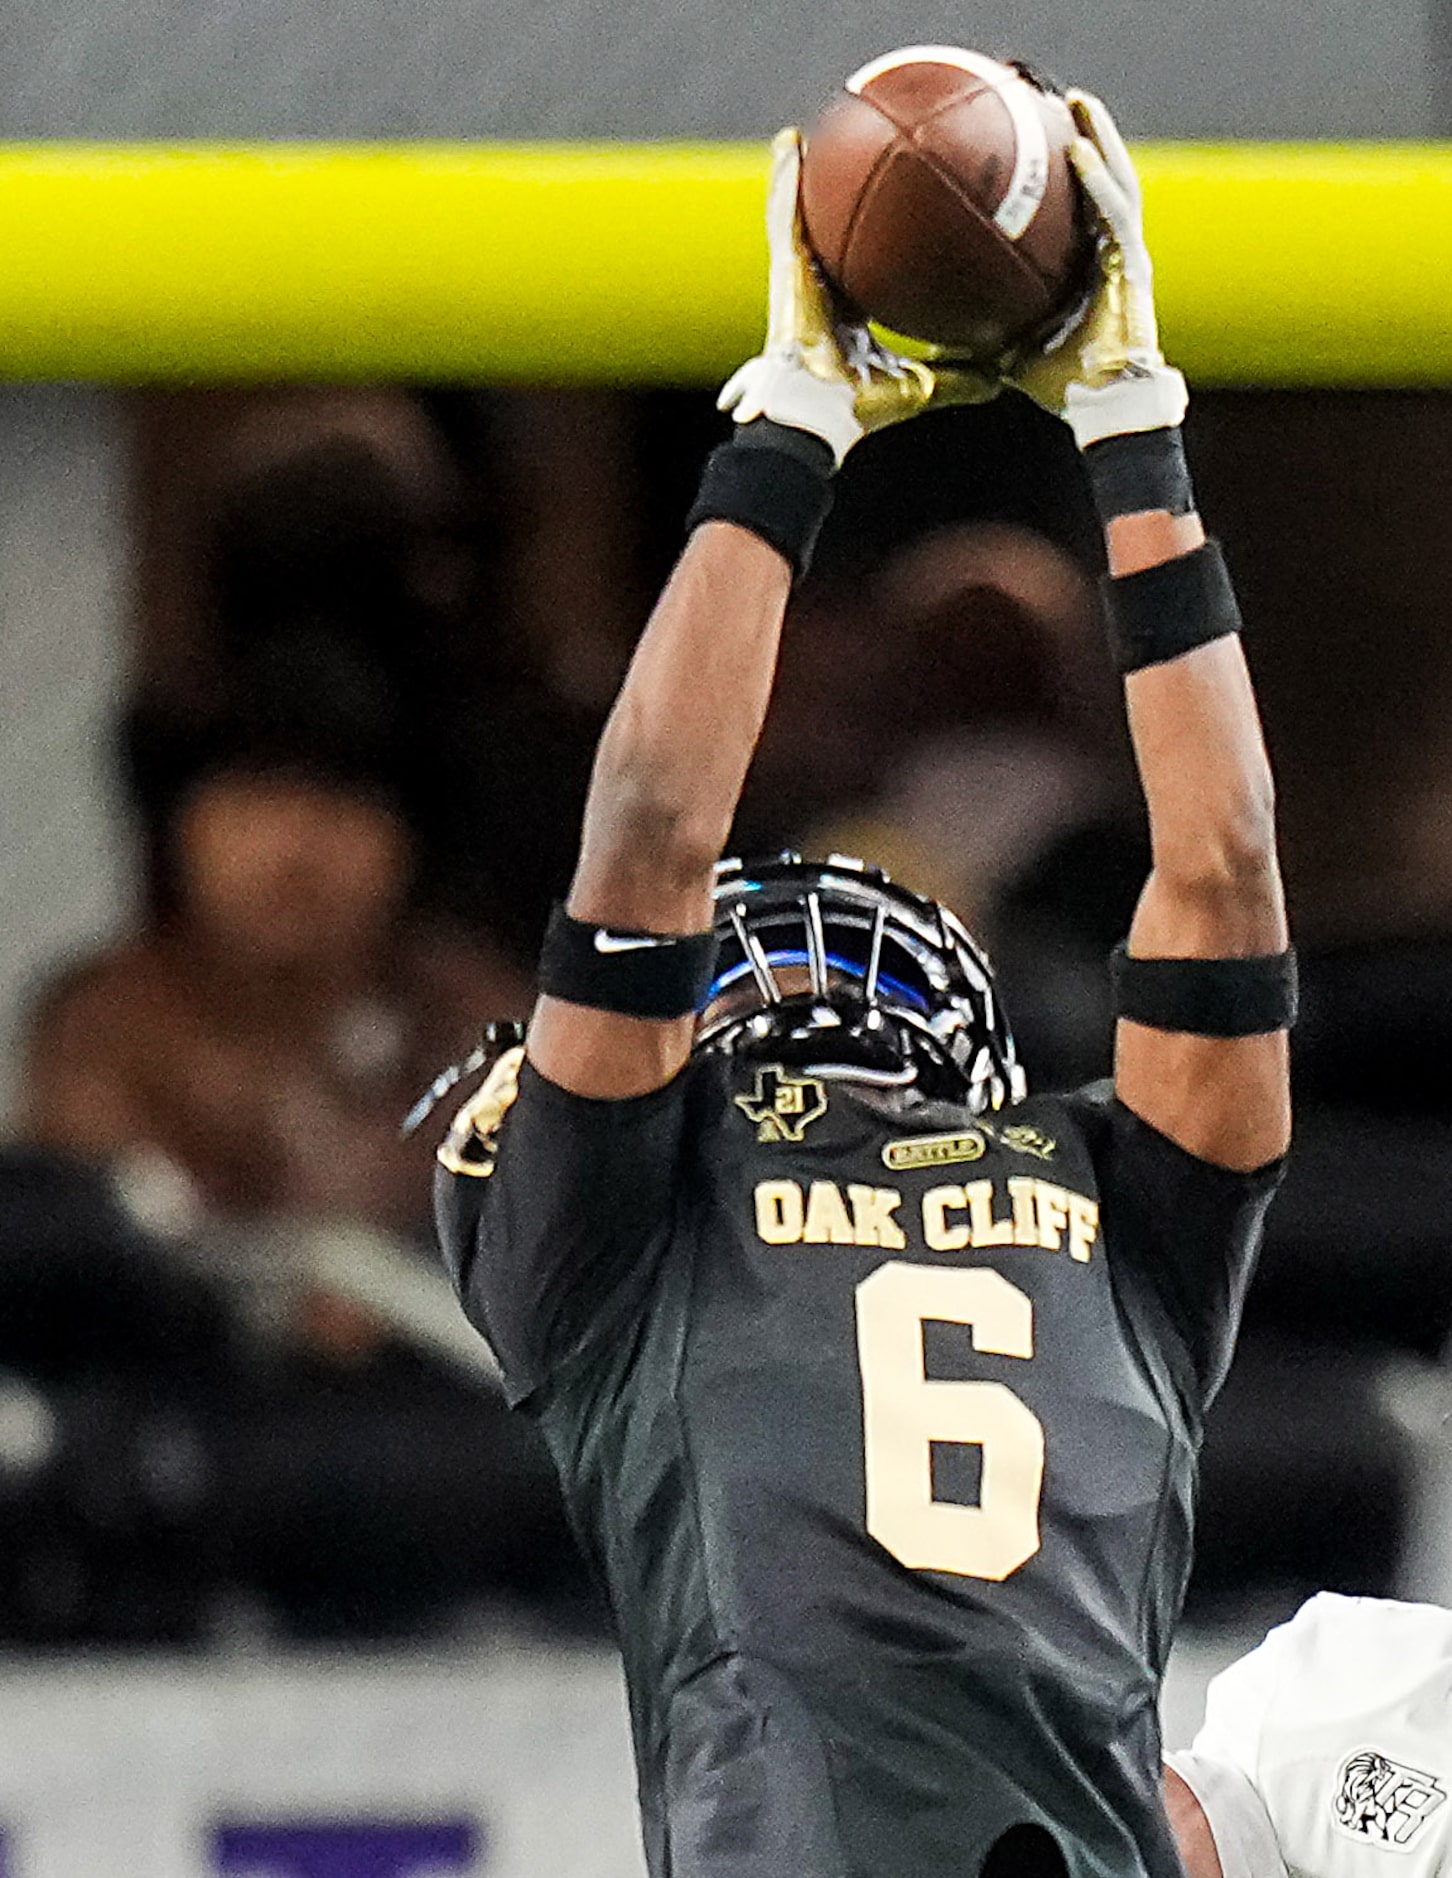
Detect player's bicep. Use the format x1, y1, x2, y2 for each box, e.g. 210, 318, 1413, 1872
1112, 860, 1292, 1171
1114, 1023, 1290, 1173
527, 993, 698, 1101
434, 1049, 693, 1402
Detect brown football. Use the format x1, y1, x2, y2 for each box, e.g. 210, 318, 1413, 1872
800, 46, 1096, 355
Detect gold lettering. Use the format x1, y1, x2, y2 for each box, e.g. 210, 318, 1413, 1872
1033, 1181, 1069, 1251
847, 1184, 907, 1249
1007, 1177, 1039, 1246
803, 1180, 856, 1244
1065, 1194, 1099, 1263
754, 1180, 804, 1244
964, 1180, 1014, 1247
922, 1185, 971, 1251
759, 1171, 1097, 1261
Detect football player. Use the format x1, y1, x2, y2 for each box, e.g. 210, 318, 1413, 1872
435, 83, 1294, 1878
1166, 1594, 1451, 1878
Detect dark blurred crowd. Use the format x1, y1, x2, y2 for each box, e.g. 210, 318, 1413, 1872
2, 383, 1451, 1645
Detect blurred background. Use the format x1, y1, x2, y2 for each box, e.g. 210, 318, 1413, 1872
3, 2, 1452, 1873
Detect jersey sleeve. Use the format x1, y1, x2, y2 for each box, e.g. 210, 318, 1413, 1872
1191, 1605, 1292, 1774
1165, 1752, 1287, 1878
434, 1051, 700, 1405
1068, 1083, 1284, 1410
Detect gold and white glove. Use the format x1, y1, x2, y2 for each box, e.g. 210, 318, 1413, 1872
719, 128, 997, 466
1010, 90, 1188, 448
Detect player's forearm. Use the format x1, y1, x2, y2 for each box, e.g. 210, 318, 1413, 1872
1104, 508, 1204, 580
568, 521, 792, 931
1088, 441, 1287, 955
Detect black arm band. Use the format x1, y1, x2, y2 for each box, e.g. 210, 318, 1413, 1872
1103, 539, 1242, 674
1082, 426, 1195, 524
1110, 944, 1298, 1035
538, 905, 720, 1020
685, 422, 835, 581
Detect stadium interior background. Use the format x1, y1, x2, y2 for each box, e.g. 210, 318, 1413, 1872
2, 0, 1452, 1870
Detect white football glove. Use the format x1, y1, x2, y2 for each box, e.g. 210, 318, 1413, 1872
1010, 90, 1188, 448
719, 128, 997, 466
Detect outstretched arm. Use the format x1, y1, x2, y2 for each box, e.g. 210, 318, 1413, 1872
1111, 511, 1289, 1169
527, 519, 794, 1099
1013, 92, 1291, 1171
527, 129, 976, 1102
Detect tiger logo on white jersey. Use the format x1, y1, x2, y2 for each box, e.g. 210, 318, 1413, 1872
1333, 1751, 1446, 1851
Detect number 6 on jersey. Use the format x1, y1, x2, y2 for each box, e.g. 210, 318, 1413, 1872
855, 1263, 1045, 1581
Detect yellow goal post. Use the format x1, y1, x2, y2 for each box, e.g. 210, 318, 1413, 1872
3, 140, 1451, 386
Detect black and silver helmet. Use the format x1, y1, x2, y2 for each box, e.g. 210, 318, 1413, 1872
701, 854, 1024, 1113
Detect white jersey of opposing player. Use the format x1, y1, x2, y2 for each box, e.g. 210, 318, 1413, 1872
1169, 1594, 1452, 1878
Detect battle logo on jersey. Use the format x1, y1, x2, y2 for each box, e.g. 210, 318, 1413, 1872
883, 1130, 987, 1171
437, 1045, 525, 1178
1332, 1749, 1447, 1849
734, 1066, 828, 1143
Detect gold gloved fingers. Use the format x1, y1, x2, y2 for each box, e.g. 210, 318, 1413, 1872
993, 85, 1185, 443
923, 361, 1003, 410
1064, 89, 1142, 215
762, 128, 826, 355
1001, 170, 1137, 404
846, 327, 1001, 429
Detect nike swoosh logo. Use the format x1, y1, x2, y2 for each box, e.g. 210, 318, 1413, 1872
593, 930, 665, 953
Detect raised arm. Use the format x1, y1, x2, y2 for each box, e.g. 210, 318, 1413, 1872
1111, 518, 1289, 1169
526, 514, 796, 1099
1014, 94, 1291, 1171
527, 130, 990, 1103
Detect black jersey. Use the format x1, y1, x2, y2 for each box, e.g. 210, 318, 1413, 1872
436, 1050, 1281, 1878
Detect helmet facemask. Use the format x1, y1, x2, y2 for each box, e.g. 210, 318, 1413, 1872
700, 856, 1024, 1113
